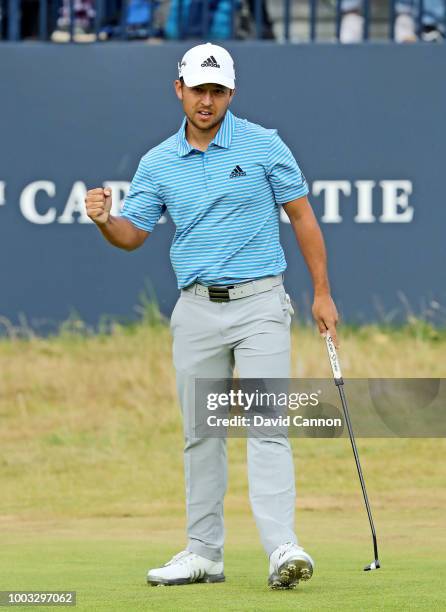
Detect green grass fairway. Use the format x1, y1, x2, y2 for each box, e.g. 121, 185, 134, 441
1, 325, 446, 610
2, 508, 446, 611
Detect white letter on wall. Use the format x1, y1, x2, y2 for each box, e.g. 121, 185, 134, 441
0, 182, 5, 206
280, 207, 291, 224
312, 181, 351, 223
58, 181, 92, 224
354, 180, 376, 223
103, 181, 130, 215
20, 181, 57, 224
379, 180, 414, 223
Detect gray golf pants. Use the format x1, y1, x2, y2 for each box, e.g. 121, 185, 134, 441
170, 280, 297, 562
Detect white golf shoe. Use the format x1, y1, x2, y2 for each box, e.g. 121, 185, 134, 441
147, 550, 225, 586
268, 542, 314, 590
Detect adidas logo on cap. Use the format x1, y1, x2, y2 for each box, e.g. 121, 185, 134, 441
229, 165, 247, 178
201, 55, 221, 68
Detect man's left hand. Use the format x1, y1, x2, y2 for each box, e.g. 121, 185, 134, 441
312, 294, 339, 347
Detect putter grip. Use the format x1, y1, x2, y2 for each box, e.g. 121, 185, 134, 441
325, 334, 343, 381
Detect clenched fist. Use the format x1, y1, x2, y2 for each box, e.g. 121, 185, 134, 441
85, 187, 112, 225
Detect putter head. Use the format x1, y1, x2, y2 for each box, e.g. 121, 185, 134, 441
364, 560, 380, 571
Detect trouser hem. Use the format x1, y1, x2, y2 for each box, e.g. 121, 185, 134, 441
265, 536, 299, 558
187, 540, 223, 563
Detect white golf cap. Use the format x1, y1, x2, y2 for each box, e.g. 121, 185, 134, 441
178, 42, 235, 89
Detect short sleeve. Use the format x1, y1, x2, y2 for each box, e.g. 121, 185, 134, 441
119, 156, 166, 232
266, 131, 309, 205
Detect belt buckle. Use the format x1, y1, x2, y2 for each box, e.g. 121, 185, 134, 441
208, 285, 232, 302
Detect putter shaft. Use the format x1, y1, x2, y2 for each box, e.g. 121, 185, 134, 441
337, 383, 380, 568
324, 334, 380, 571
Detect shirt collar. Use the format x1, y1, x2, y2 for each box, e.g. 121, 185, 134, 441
176, 110, 236, 157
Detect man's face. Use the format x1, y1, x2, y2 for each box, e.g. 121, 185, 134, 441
174, 81, 235, 131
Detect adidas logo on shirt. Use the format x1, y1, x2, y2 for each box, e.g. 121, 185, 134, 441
229, 165, 247, 178
201, 55, 220, 68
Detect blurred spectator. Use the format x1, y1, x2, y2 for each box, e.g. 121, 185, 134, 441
242, 0, 275, 38
125, 0, 163, 38
97, 0, 164, 40
51, 0, 96, 41
340, 0, 445, 42
164, 0, 274, 39
164, 0, 237, 38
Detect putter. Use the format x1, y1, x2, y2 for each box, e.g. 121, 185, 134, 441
324, 334, 381, 571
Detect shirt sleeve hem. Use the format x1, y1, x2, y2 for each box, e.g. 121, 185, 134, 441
119, 213, 156, 233
275, 185, 309, 206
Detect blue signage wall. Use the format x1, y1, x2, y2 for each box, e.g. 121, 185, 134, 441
0, 43, 445, 331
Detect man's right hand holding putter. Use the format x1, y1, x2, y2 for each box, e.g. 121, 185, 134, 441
85, 188, 149, 251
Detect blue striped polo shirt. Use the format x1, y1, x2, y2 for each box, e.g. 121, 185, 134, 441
120, 110, 309, 288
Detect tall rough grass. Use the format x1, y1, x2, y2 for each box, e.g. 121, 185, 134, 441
0, 304, 445, 521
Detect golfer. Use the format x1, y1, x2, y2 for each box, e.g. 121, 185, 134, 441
85, 42, 339, 590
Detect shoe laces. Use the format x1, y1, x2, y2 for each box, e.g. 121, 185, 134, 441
165, 550, 194, 567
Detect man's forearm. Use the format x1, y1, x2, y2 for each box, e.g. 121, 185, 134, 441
284, 196, 339, 341
96, 215, 148, 251
290, 210, 330, 296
